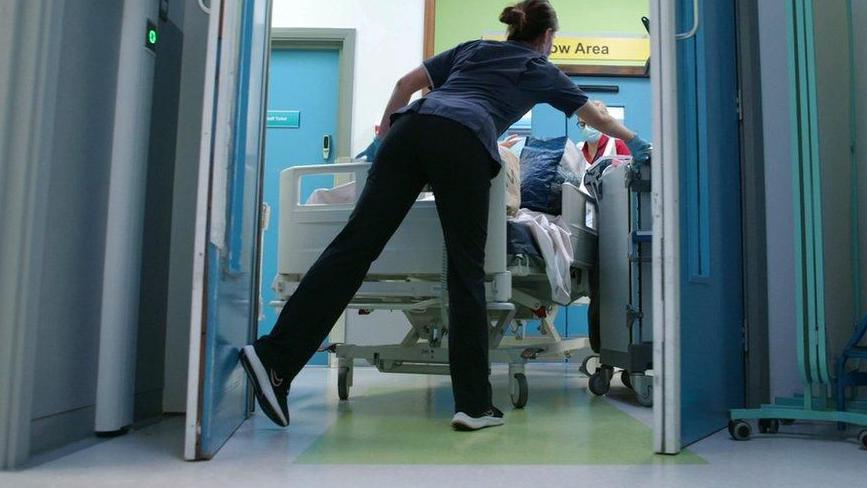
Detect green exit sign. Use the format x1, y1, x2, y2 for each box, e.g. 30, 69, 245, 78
267, 110, 301, 128
145, 20, 157, 52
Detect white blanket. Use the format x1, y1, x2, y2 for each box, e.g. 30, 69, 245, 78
305, 182, 435, 205
306, 180, 357, 205
510, 208, 574, 305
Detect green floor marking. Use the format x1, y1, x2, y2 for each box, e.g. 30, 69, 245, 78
297, 375, 706, 465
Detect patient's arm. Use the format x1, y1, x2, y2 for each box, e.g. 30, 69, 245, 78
378, 66, 430, 139
499, 134, 523, 149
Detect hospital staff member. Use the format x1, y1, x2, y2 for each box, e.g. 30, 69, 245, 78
240, 0, 652, 432
578, 100, 633, 165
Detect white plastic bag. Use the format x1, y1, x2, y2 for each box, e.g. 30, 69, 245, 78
511, 209, 574, 304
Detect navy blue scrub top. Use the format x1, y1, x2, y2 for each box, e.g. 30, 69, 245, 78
393, 39, 588, 166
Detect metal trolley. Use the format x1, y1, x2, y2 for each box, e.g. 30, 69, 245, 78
582, 157, 654, 407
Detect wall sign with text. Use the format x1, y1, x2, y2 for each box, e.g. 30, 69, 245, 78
483, 32, 650, 75
547, 36, 649, 63
267, 110, 301, 129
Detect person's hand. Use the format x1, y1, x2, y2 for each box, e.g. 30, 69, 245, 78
499, 134, 522, 149
626, 135, 652, 164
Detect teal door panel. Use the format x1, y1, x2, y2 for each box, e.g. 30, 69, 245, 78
261, 48, 340, 365
677, 0, 745, 445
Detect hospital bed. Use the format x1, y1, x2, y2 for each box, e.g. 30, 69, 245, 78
271, 161, 597, 408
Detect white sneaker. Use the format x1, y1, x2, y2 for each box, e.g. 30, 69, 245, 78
239, 344, 290, 427
451, 407, 505, 431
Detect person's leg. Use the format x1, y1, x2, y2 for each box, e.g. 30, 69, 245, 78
256, 115, 427, 381
417, 116, 497, 418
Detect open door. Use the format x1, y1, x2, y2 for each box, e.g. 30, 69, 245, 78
675, 0, 744, 447
652, 0, 745, 453
185, 0, 272, 461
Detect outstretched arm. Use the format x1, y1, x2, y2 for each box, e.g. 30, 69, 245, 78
378, 66, 431, 138
577, 102, 635, 142
577, 102, 652, 163
578, 103, 653, 163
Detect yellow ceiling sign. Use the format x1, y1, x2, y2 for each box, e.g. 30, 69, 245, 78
550, 36, 649, 63
483, 33, 650, 64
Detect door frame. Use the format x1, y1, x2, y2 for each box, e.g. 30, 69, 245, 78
266, 28, 355, 359
650, 0, 682, 455
270, 28, 355, 162
735, 0, 770, 409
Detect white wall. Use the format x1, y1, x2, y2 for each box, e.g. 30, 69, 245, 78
758, 0, 800, 399
760, 1, 864, 398
271, 0, 425, 156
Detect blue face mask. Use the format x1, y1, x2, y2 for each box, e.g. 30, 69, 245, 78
581, 126, 602, 144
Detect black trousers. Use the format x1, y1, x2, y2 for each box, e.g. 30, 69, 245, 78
257, 113, 498, 416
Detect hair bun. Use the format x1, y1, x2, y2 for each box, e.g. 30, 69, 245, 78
499, 6, 527, 28
500, 1, 558, 42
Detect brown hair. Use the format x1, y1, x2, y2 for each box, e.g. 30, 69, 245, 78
499, 0, 559, 43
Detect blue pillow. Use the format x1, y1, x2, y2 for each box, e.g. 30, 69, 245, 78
519, 136, 578, 215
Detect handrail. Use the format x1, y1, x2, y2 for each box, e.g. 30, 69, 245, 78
675, 0, 700, 40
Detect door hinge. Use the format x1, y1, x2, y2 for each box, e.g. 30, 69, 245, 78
736, 90, 744, 121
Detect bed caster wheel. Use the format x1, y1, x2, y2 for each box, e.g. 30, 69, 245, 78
338, 367, 351, 401
588, 371, 610, 396
579, 355, 599, 377
510, 373, 528, 409
758, 419, 780, 434
636, 384, 653, 408
858, 430, 867, 449
620, 370, 633, 390
628, 373, 652, 407
729, 420, 752, 441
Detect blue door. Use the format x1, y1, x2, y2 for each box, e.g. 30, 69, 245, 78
676, 0, 745, 445
185, 0, 270, 460
260, 48, 340, 365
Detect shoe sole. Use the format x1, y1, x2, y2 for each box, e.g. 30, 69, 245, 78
450, 412, 505, 431
239, 345, 289, 427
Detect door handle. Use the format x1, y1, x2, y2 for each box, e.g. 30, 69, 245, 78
322, 135, 332, 160
675, 0, 700, 40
